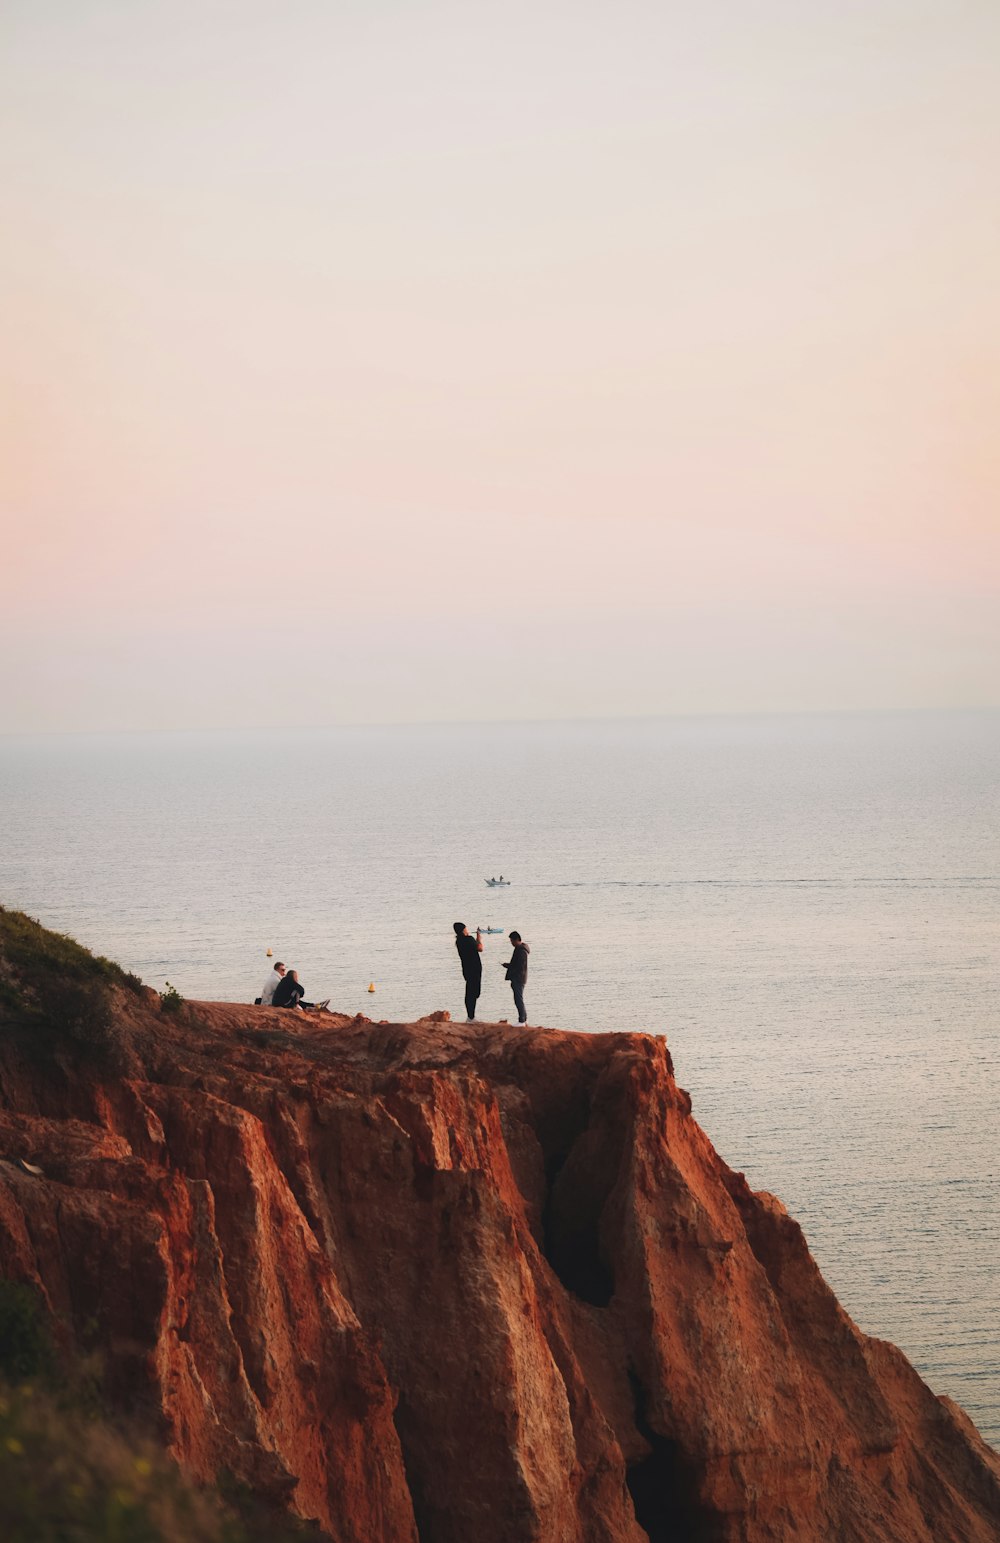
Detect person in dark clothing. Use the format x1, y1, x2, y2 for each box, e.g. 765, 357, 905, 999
502, 931, 530, 1024
272, 969, 329, 1012
272, 969, 307, 1009
454, 922, 483, 1022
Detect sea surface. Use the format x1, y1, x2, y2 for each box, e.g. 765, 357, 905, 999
1, 710, 997, 1446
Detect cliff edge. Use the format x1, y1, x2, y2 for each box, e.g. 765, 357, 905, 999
0, 913, 997, 1542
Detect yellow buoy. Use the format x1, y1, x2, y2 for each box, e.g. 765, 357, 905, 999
266, 948, 273, 957
368, 982, 376, 993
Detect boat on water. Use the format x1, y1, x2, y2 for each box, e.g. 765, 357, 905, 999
484, 878, 511, 887
481, 926, 505, 934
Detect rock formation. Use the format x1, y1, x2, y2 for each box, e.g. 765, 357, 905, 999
0, 932, 997, 1541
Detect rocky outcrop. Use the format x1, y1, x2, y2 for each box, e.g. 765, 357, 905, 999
0, 973, 997, 1541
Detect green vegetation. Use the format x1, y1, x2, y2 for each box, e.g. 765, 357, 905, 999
0, 908, 139, 991
159, 981, 184, 1015
0, 1283, 54, 1385
0, 977, 25, 1015
0, 907, 143, 1070
0, 1384, 315, 1543
0, 1280, 314, 1543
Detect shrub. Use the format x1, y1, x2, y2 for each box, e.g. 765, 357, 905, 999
159, 983, 184, 1015
0, 1362, 317, 1542
0, 1380, 308, 1543
0, 978, 26, 1015
38, 973, 122, 1055
0, 909, 129, 991
0, 909, 131, 1070
0, 1283, 53, 1385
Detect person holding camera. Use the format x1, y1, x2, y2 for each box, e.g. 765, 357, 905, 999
453, 922, 484, 1022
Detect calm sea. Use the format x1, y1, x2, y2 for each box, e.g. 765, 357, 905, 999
1, 711, 997, 1445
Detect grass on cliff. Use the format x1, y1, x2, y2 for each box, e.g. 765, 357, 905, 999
0, 1281, 316, 1543
0, 1386, 319, 1543
0, 908, 138, 988
0, 907, 144, 1071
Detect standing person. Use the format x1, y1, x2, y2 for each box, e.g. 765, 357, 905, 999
502, 931, 530, 1025
258, 960, 286, 1005
453, 923, 483, 1022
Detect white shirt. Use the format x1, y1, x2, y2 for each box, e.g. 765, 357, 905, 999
260, 969, 283, 1005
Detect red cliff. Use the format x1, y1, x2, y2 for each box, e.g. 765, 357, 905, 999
0, 935, 997, 1541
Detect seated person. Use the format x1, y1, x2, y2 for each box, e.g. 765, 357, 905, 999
257, 960, 286, 1005
272, 969, 329, 1012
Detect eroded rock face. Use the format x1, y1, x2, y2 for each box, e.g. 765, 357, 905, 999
0, 993, 997, 1542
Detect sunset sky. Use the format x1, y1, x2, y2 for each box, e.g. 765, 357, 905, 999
3, 0, 998, 731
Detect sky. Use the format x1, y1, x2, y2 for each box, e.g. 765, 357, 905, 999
2, 0, 998, 732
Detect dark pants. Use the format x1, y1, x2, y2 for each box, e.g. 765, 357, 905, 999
464, 975, 481, 1019
510, 980, 526, 1023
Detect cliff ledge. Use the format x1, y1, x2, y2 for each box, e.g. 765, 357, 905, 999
0, 915, 997, 1542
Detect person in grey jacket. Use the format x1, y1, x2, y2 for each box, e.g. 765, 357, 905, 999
502, 931, 530, 1024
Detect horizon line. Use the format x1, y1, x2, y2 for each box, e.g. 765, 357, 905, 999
1, 701, 998, 741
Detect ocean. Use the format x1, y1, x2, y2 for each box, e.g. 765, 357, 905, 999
1, 709, 997, 1446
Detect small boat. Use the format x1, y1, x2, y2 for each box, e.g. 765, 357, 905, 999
482, 927, 505, 934
484, 878, 511, 887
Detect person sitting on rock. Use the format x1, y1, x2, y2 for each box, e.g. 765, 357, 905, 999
257, 960, 286, 1006
272, 969, 329, 1012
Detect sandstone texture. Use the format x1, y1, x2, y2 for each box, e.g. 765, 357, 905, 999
0, 980, 997, 1542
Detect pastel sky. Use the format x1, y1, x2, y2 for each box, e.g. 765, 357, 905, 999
2, 0, 998, 731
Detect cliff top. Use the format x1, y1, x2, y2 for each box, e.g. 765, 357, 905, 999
0, 907, 997, 1543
